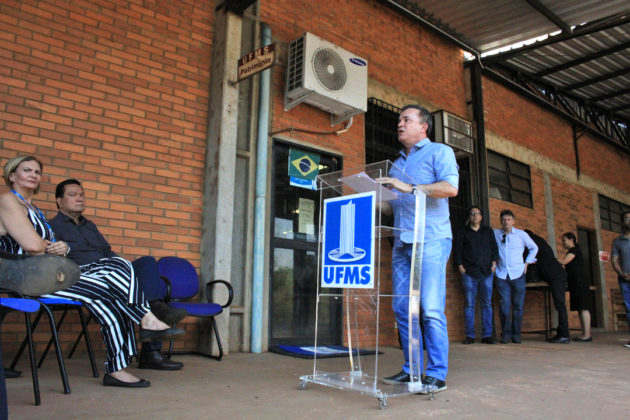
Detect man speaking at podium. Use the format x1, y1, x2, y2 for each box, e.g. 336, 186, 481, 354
378, 104, 458, 394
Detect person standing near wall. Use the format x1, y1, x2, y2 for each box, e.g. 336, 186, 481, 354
612, 210, 630, 348
494, 210, 538, 344
559, 232, 592, 342
378, 104, 458, 394
453, 206, 498, 344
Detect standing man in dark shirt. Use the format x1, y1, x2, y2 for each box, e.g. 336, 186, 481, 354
453, 206, 498, 344
49, 179, 187, 370
524, 230, 570, 343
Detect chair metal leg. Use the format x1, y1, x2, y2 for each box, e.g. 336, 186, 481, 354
24, 312, 41, 406
211, 317, 224, 361
38, 304, 70, 395
76, 310, 98, 377
10, 309, 44, 370
37, 308, 69, 368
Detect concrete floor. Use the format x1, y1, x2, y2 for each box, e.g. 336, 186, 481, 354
5, 331, 630, 419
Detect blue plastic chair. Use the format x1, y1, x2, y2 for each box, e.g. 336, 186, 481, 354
0, 296, 70, 405
157, 256, 233, 360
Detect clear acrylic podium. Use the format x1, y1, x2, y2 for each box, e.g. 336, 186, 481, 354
298, 160, 427, 409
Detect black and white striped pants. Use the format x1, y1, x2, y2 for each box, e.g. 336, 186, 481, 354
44, 257, 148, 373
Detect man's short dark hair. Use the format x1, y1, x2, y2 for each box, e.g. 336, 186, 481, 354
500, 209, 515, 219
401, 104, 432, 134
621, 209, 630, 223
55, 179, 82, 199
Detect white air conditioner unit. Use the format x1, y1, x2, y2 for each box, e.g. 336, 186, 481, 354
285, 32, 367, 125
432, 110, 474, 154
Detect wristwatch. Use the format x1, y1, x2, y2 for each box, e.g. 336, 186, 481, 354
411, 185, 418, 195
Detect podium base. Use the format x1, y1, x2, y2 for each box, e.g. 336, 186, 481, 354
299, 371, 427, 409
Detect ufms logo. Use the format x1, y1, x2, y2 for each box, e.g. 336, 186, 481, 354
321, 191, 375, 289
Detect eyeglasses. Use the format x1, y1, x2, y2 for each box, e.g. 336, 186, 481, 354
501, 234, 506, 243
469, 212, 481, 216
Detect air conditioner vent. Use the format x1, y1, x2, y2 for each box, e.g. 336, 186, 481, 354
432, 110, 474, 154
284, 32, 367, 125
312, 48, 347, 91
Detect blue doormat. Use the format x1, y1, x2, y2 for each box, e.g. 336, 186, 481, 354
270, 344, 379, 359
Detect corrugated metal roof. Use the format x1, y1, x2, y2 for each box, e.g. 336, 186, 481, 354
383, 0, 630, 149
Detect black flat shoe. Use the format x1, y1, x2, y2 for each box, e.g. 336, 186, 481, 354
139, 327, 185, 342
0, 252, 80, 295
462, 337, 475, 345
103, 373, 150, 388
573, 337, 592, 342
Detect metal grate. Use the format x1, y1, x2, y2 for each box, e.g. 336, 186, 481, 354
364, 98, 401, 164
286, 36, 304, 93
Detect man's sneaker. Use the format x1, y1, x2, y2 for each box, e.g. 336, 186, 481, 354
383, 370, 419, 384
417, 376, 447, 394
462, 336, 474, 344
481, 337, 495, 344
547, 335, 570, 344
624, 341, 630, 349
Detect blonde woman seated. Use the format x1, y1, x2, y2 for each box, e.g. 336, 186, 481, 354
0, 156, 184, 388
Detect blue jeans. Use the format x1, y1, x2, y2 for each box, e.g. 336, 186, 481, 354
495, 274, 526, 341
392, 239, 450, 380
619, 279, 630, 331
132, 256, 163, 352
461, 272, 494, 338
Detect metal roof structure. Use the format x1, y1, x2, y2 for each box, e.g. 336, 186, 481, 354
378, 0, 630, 153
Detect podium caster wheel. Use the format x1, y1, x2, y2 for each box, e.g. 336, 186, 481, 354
378, 397, 388, 409
299, 380, 307, 390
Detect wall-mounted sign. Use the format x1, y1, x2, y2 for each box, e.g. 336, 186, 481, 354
321, 192, 375, 289
237, 43, 275, 81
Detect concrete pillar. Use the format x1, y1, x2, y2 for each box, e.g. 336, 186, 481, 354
199, 7, 243, 356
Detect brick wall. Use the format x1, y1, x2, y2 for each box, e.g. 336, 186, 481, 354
0, 0, 214, 355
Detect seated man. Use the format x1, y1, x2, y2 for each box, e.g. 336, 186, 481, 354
49, 179, 187, 370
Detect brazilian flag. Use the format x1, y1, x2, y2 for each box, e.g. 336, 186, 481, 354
289, 148, 320, 181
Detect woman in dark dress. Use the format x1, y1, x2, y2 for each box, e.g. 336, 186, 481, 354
559, 232, 592, 341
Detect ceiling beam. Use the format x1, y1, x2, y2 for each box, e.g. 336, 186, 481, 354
565, 66, 630, 90
534, 40, 630, 77
591, 87, 630, 102
482, 13, 630, 63
525, 0, 571, 33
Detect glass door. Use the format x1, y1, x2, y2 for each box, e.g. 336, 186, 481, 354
269, 141, 342, 346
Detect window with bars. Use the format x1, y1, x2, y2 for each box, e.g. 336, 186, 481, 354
487, 150, 532, 208
364, 98, 401, 164
599, 195, 630, 232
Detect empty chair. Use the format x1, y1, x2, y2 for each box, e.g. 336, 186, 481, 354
157, 256, 233, 360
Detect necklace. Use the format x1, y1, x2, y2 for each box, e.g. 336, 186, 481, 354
11, 189, 56, 242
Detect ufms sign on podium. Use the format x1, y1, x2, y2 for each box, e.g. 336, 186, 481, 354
321, 191, 375, 288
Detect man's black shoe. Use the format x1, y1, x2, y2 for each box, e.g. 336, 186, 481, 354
417, 375, 447, 394
500, 337, 510, 344
573, 337, 591, 342
4, 367, 21, 378
547, 335, 570, 344
149, 300, 188, 325
481, 337, 495, 344
511, 337, 522, 344
138, 350, 183, 370
383, 370, 418, 384
462, 337, 474, 344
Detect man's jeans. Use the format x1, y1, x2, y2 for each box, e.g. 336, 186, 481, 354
461, 272, 493, 339
392, 239, 450, 381
132, 256, 163, 352
495, 273, 526, 341
619, 278, 630, 331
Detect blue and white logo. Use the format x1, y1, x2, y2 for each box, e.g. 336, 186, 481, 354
321, 191, 375, 288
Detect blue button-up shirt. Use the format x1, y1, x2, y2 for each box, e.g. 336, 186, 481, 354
389, 138, 459, 245
494, 227, 538, 280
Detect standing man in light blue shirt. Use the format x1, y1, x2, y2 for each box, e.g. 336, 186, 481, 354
494, 209, 538, 344
378, 105, 458, 394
